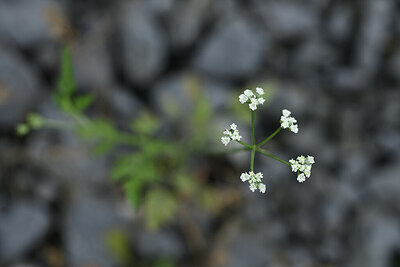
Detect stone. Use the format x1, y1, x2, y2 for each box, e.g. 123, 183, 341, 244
0, 201, 50, 264
133, 229, 186, 260
0, 47, 42, 129
194, 17, 268, 79
64, 191, 125, 267
118, 2, 167, 85
0, 0, 60, 47
256, 2, 317, 41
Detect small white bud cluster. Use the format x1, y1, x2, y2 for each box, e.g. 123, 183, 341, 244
240, 171, 266, 193
289, 155, 315, 183
221, 123, 242, 146
280, 109, 298, 133
239, 87, 265, 111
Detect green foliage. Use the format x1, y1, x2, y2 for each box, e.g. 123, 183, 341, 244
105, 229, 134, 266
54, 47, 93, 113
16, 124, 29, 136
16, 45, 222, 232
144, 188, 178, 231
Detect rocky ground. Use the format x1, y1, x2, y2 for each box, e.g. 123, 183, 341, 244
1, 0, 400, 266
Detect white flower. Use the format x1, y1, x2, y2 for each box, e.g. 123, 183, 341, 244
249, 102, 257, 111
282, 109, 291, 117
240, 172, 250, 182
244, 89, 254, 97
280, 109, 299, 133
290, 124, 298, 133
239, 171, 266, 193
249, 183, 257, 192
239, 94, 248, 104
259, 183, 266, 193
257, 97, 265, 105
289, 155, 315, 183
221, 123, 242, 146
256, 87, 264, 95
221, 136, 230, 146
239, 88, 266, 111
297, 173, 306, 183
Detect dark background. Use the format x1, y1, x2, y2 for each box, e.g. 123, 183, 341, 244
1, 0, 400, 266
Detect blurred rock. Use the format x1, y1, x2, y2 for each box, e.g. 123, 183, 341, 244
118, 2, 166, 85
73, 18, 114, 90
0, 201, 50, 264
0, 0, 60, 47
194, 17, 268, 80
64, 191, 124, 267
133, 229, 186, 260
327, 3, 354, 43
0, 47, 42, 129
332, 0, 393, 90
168, 0, 210, 49
256, 1, 318, 41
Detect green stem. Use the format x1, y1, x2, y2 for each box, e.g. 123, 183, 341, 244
256, 147, 291, 166
251, 111, 255, 146
236, 140, 252, 149
257, 127, 282, 147
208, 146, 251, 156
250, 148, 256, 171
250, 111, 256, 172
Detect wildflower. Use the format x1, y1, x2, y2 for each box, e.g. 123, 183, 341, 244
240, 171, 266, 193
280, 109, 299, 133
239, 88, 265, 111
221, 123, 242, 146
289, 155, 315, 183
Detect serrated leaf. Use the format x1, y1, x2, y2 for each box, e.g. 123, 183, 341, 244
124, 179, 143, 208
74, 94, 94, 111
144, 188, 177, 230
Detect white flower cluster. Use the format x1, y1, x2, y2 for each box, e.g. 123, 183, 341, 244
239, 88, 265, 111
221, 123, 242, 146
280, 109, 298, 133
240, 171, 266, 193
289, 155, 315, 183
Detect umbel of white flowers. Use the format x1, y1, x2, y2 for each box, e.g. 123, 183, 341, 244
289, 155, 315, 183
239, 87, 265, 111
221, 123, 242, 146
280, 109, 298, 133
221, 87, 315, 194
240, 171, 266, 193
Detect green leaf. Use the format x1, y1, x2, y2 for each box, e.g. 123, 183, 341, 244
124, 179, 143, 208
16, 124, 30, 136
144, 188, 177, 230
74, 94, 94, 111
27, 113, 44, 129
56, 46, 76, 98
130, 112, 160, 135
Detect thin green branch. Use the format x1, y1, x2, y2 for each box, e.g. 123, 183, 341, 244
257, 127, 282, 147
236, 140, 252, 149
256, 147, 291, 166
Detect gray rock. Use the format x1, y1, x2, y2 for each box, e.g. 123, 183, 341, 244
256, 2, 318, 41
332, 0, 393, 90
153, 73, 230, 118
73, 19, 114, 90
168, 0, 210, 49
118, 2, 166, 85
64, 191, 125, 267
133, 229, 186, 259
194, 17, 268, 79
0, 0, 60, 47
389, 50, 400, 84
348, 211, 400, 267
0, 201, 50, 263
0, 47, 42, 129
327, 4, 354, 43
